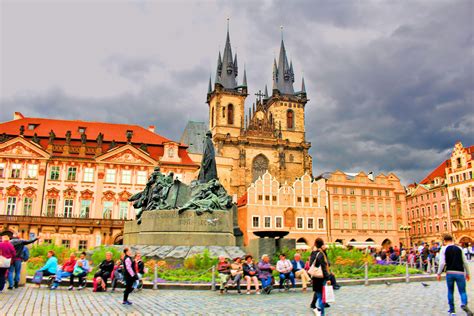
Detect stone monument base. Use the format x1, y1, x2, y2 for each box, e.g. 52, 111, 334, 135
124, 209, 236, 247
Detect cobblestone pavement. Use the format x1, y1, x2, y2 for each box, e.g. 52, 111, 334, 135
1, 279, 473, 316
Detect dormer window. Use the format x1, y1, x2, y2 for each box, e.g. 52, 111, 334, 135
78, 127, 86, 133
28, 124, 38, 130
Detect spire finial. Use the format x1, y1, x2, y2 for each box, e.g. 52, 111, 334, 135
227, 17, 230, 33
280, 25, 284, 41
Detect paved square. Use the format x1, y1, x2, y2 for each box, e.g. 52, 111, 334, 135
1, 279, 473, 315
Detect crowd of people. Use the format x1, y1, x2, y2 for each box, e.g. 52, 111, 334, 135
216, 238, 338, 315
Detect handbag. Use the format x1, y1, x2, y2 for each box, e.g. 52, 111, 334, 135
0, 255, 11, 268
308, 252, 324, 278
324, 285, 336, 303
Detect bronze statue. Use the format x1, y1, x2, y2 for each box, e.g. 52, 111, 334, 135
178, 179, 232, 215
65, 131, 72, 144
80, 133, 87, 145
96, 132, 103, 146
198, 131, 218, 183
32, 133, 40, 144
19, 125, 25, 136
48, 130, 56, 144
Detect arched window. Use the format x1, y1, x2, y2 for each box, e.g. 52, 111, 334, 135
287, 109, 294, 129
211, 107, 214, 127
227, 104, 234, 125
252, 154, 268, 182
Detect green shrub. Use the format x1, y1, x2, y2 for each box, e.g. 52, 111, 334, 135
90, 246, 121, 266
29, 241, 74, 264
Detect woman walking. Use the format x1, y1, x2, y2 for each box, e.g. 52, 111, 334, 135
122, 248, 137, 305
309, 238, 331, 316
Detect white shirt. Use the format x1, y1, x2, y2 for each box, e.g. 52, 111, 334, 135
276, 259, 293, 273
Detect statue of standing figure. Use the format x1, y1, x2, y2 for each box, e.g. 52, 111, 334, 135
198, 131, 218, 183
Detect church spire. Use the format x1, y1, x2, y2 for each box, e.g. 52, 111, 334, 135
301, 76, 306, 93
216, 19, 238, 89
242, 67, 247, 87
264, 84, 268, 98
273, 27, 295, 95
208, 75, 212, 94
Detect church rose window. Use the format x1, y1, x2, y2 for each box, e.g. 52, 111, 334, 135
227, 104, 234, 125
287, 109, 294, 129
252, 154, 268, 182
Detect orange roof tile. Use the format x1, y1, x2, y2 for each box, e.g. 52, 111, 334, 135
420, 160, 448, 185
237, 193, 248, 207
0, 116, 170, 145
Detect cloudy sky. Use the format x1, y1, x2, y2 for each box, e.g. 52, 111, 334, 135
1, 0, 472, 184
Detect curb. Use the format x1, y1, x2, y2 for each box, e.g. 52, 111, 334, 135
26, 273, 442, 290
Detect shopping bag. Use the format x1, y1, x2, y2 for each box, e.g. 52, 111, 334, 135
324, 285, 336, 303
0, 255, 11, 268
32, 271, 44, 284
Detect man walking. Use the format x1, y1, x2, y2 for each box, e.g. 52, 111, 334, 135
437, 234, 472, 316
8, 232, 38, 289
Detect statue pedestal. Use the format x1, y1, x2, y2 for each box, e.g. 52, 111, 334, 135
123, 209, 236, 247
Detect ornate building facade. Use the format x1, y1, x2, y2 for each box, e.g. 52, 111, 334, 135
0, 112, 198, 249
183, 28, 312, 198
405, 142, 473, 245
237, 172, 328, 247
318, 171, 407, 247
446, 142, 473, 244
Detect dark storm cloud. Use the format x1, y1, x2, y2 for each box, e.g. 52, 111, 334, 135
1, 0, 472, 184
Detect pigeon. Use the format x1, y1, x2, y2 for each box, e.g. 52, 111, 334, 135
385, 281, 392, 286
421, 282, 430, 287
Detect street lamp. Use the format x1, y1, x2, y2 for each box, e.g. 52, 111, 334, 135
399, 225, 412, 248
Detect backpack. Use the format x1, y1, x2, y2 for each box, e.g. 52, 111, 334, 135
32, 271, 43, 284
21, 246, 30, 261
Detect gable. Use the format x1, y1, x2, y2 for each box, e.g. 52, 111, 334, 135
0, 137, 50, 159
96, 144, 157, 165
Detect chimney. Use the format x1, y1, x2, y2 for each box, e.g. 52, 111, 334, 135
148, 125, 155, 133
368, 172, 374, 181
13, 112, 24, 120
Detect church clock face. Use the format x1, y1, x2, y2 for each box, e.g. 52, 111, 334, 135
252, 154, 269, 182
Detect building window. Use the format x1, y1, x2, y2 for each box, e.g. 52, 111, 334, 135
78, 240, 88, 250
252, 216, 260, 228
378, 190, 382, 196
343, 219, 349, 229
105, 169, 116, 183
305, 197, 309, 203
370, 203, 375, 213
50, 166, 60, 180
396, 194, 400, 201
27, 164, 38, 178
83, 167, 94, 182
308, 218, 314, 229
370, 220, 376, 229
103, 201, 113, 219
44, 239, 52, 244
0, 163, 5, 178
264, 216, 271, 228
369, 190, 374, 196
265, 195, 270, 201
11, 163, 21, 178
349, 188, 355, 195
351, 202, 356, 211
227, 104, 234, 125
287, 110, 294, 129
258, 195, 263, 201
334, 219, 340, 228
272, 196, 277, 202
313, 197, 317, 203
378, 202, 383, 211
385, 190, 390, 197
46, 199, 57, 217
436, 224, 440, 232
80, 200, 91, 218
361, 202, 367, 211
64, 199, 73, 218
318, 218, 325, 230
334, 201, 339, 210
6, 197, 17, 215
61, 240, 70, 248
275, 216, 283, 228
121, 170, 132, 184
362, 219, 368, 229
387, 221, 393, 230
380, 221, 385, 229
297, 197, 302, 203
333, 187, 338, 194
67, 167, 77, 181
297, 217, 304, 229
361, 189, 366, 196
342, 188, 347, 195
119, 201, 128, 220
352, 220, 357, 229
137, 171, 147, 185
23, 197, 33, 216
433, 192, 437, 198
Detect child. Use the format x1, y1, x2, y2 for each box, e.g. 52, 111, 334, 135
111, 260, 124, 292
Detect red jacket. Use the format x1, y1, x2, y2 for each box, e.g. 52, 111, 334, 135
62, 258, 77, 273
0, 241, 16, 260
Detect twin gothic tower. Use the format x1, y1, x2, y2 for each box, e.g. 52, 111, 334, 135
205, 27, 312, 197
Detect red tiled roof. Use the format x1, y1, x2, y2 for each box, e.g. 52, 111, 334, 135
237, 193, 248, 207
0, 116, 170, 145
420, 160, 448, 185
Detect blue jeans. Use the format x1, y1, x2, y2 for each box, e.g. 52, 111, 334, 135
279, 272, 296, 288
53, 270, 72, 286
261, 277, 272, 289
8, 260, 22, 287
446, 273, 468, 312
311, 290, 325, 315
